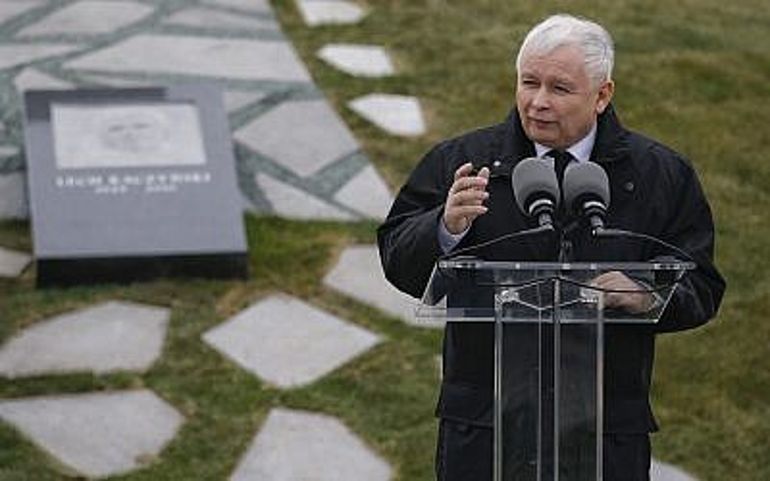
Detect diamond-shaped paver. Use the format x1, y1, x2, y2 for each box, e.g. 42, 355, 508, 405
0, 246, 31, 278
164, 7, 278, 31
349, 93, 427, 137
295, 0, 365, 27
64, 34, 312, 82
202, 0, 272, 14
203, 294, 380, 388
0, 43, 82, 70
231, 408, 391, 481
0, 172, 28, 219
0, 390, 183, 478
333, 165, 393, 220
256, 172, 356, 221
0, 1, 45, 26
14, 68, 72, 93
0, 301, 170, 378
235, 98, 360, 177
324, 245, 438, 328
18, 1, 155, 36
318, 44, 395, 78
652, 459, 699, 481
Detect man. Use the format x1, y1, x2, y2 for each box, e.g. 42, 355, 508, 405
377, 14, 725, 481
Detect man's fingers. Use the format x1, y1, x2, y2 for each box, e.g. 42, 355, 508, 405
450, 175, 488, 194
453, 162, 474, 181
448, 189, 489, 207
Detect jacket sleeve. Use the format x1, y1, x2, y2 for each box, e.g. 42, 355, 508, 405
652, 149, 726, 333
377, 144, 455, 299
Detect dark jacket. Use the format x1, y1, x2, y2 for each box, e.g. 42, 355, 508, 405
377, 105, 725, 433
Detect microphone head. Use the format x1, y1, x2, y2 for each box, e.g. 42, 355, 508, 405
563, 161, 610, 213
511, 157, 560, 215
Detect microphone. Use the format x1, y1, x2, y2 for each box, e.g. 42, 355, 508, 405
512, 157, 560, 228
563, 161, 610, 233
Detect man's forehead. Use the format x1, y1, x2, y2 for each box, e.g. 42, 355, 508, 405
518, 46, 588, 78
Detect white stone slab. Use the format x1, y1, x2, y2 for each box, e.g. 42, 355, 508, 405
317, 44, 395, 77
333, 165, 393, 220
323, 245, 438, 328
256, 173, 355, 221
235, 99, 359, 177
0, 390, 183, 478
18, 1, 155, 36
296, 0, 365, 27
14, 68, 73, 92
0, 172, 28, 219
0, 1, 45, 26
203, 293, 380, 388
0, 246, 31, 278
652, 459, 699, 481
348, 93, 426, 137
231, 408, 391, 481
0, 145, 19, 159
202, 0, 272, 14
223, 90, 269, 113
0, 43, 82, 70
64, 34, 312, 82
164, 7, 278, 30
0, 301, 170, 378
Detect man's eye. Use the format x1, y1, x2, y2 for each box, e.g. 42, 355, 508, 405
554, 84, 572, 94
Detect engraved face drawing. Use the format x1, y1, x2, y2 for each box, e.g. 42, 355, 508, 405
99, 110, 168, 154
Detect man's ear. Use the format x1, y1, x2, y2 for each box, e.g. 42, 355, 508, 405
595, 80, 615, 114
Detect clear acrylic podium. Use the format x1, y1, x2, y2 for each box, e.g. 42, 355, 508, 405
418, 259, 694, 481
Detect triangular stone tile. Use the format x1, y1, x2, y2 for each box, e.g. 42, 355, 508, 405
317, 44, 395, 77
651, 459, 699, 481
0, 246, 31, 278
64, 34, 312, 82
223, 90, 269, 113
0, 301, 170, 378
348, 93, 426, 137
202, 293, 380, 388
333, 165, 393, 220
0, 390, 184, 478
164, 7, 278, 30
0, 1, 45, 26
14, 68, 73, 93
323, 245, 439, 328
256, 173, 356, 221
0, 43, 82, 70
231, 408, 391, 481
235, 98, 359, 177
295, 0, 365, 27
17, 1, 155, 36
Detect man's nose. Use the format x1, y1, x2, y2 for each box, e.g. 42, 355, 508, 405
531, 86, 550, 109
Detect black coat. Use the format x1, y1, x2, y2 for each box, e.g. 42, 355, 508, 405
377, 105, 725, 433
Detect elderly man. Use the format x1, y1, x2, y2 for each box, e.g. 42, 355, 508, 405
377, 14, 725, 481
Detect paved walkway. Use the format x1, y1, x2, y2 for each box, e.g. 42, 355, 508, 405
0, 1, 700, 480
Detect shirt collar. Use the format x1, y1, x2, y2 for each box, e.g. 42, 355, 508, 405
533, 123, 597, 163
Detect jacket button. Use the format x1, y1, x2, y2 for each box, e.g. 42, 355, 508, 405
623, 181, 635, 192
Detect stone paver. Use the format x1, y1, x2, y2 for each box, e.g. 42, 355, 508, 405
318, 44, 395, 77
333, 164, 393, 220
64, 35, 312, 82
223, 91, 270, 113
164, 7, 278, 31
323, 245, 439, 328
0, 43, 82, 70
349, 93, 427, 137
14, 68, 73, 93
0, 301, 170, 378
0, 390, 183, 478
0, 1, 45, 25
230, 407, 391, 481
256, 173, 356, 221
202, 293, 380, 388
235, 99, 359, 177
18, 1, 155, 36
295, 0, 366, 27
0, 146, 19, 159
0, 172, 27, 219
202, 0, 272, 14
0, 245, 31, 278
652, 459, 699, 481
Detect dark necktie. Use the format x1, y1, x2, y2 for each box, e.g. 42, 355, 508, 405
546, 149, 574, 190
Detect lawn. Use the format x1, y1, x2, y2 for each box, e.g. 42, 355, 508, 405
2, 0, 769, 479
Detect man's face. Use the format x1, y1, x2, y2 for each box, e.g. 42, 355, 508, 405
516, 45, 614, 150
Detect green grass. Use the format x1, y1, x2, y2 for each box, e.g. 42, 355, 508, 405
2, 0, 770, 479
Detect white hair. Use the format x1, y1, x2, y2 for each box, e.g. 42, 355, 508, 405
515, 14, 615, 88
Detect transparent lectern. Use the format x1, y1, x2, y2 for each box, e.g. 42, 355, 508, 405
418, 259, 694, 481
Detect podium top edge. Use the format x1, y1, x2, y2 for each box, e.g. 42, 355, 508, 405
436, 260, 697, 271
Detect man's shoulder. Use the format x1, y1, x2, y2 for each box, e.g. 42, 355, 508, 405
431, 119, 512, 159
625, 129, 694, 173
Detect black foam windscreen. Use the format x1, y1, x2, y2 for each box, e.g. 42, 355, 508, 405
511, 157, 560, 214
563, 161, 610, 210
